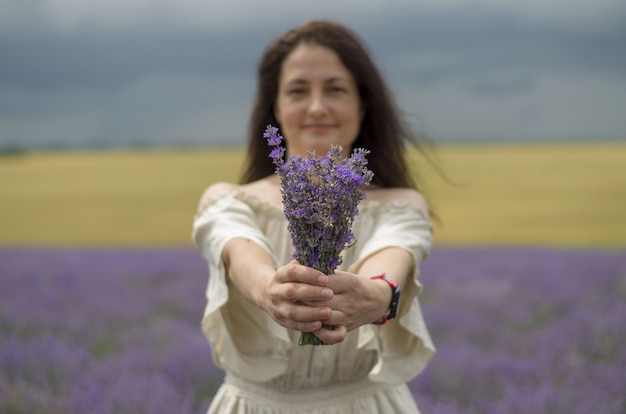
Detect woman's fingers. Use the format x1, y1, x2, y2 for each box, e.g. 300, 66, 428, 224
274, 301, 332, 332
277, 260, 329, 286
311, 325, 347, 345
274, 261, 333, 303
314, 271, 385, 331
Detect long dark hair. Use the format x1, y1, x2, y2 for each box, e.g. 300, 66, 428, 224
242, 20, 430, 190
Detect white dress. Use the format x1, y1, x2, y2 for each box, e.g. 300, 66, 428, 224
192, 191, 435, 414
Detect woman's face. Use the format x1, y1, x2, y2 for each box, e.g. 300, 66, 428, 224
274, 43, 363, 158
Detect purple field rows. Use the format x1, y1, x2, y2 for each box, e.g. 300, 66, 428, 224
1, 247, 624, 413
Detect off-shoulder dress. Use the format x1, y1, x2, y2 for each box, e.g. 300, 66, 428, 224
192, 191, 435, 414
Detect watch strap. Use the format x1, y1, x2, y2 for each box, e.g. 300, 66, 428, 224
369, 272, 400, 325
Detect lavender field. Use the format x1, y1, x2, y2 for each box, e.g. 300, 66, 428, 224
1, 247, 625, 413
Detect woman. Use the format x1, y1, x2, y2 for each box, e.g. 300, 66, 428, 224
193, 20, 435, 413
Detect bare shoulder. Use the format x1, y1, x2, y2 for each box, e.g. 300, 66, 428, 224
198, 177, 282, 208
243, 176, 283, 207
365, 187, 430, 218
198, 182, 241, 206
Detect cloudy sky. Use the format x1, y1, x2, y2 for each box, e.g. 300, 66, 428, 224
1, 0, 625, 148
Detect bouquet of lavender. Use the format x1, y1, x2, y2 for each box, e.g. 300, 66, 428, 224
265, 125, 374, 345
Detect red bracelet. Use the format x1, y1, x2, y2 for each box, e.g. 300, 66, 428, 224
369, 272, 401, 325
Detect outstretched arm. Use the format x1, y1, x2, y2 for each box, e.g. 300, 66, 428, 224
196, 182, 333, 333
310, 187, 430, 345
222, 237, 334, 333
307, 246, 414, 344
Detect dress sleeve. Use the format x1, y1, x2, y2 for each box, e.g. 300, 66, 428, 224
349, 203, 436, 384
191, 192, 292, 381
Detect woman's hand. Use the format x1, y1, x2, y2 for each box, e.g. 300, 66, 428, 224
261, 260, 334, 333
303, 271, 392, 345
225, 236, 413, 345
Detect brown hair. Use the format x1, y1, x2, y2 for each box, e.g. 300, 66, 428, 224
241, 20, 429, 190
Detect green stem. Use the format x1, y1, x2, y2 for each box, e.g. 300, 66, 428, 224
298, 325, 334, 346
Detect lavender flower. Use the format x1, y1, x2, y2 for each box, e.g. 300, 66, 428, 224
265, 125, 374, 345
1, 247, 625, 412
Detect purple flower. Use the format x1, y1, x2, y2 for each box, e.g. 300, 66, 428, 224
263, 125, 282, 146
1, 247, 625, 411
268, 147, 285, 164
264, 125, 374, 345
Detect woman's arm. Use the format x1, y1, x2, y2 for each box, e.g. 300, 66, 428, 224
309, 246, 414, 344
221, 238, 334, 333
198, 182, 334, 333
311, 188, 429, 345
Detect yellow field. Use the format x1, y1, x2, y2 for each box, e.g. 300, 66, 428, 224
1, 142, 625, 248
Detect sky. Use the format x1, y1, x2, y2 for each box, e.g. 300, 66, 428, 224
1, 0, 625, 149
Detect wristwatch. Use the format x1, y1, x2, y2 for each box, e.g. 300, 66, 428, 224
369, 272, 400, 325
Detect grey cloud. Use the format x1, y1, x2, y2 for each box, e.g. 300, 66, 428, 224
469, 75, 536, 97
1, 2, 625, 147
0, 31, 265, 91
